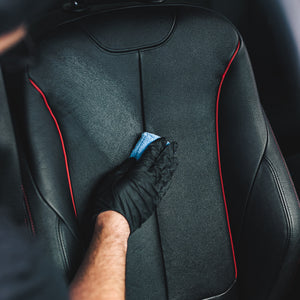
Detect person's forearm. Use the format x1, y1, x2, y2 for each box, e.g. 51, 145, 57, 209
69, 211, 130, 300
0, 25, 26, 55
70, 138, 177, 299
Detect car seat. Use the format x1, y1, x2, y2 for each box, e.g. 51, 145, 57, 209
2, 1, 300, 299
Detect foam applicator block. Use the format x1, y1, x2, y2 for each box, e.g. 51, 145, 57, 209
130, 132, 170, 160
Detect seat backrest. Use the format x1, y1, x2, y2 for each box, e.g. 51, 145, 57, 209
6, 3, 300, 299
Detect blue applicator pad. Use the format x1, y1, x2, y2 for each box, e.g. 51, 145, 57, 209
130, 132, 170, 160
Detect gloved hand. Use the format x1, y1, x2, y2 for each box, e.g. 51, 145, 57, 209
93, 138, 178, 233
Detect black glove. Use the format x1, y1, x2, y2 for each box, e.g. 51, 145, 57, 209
93, 138, 178, 233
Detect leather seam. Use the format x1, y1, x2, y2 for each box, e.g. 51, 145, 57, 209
262, 157, 292, 299
21, 184, 36, 235
28, 78, 78, 218
39, 3, 235, 38
155, 212, 169, 300
81, 11, 177, 54
268, 125, 300, 207
261, 111, 300, 207
138, 50, 146, 132
216, 40, 241, 280
190, 38, 241, 300
57, 218, 70, 274
23, 159, 80, 241
202, 279, 237, 300
237, 121, 269, 249
138, 44, 174, 297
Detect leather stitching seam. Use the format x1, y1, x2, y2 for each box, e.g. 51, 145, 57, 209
28, 78, 78, 218
138, 50, 146, 132
21, 185, 36, 235
268, 124, 300, 207
216, 40, 241, 279
155, 212, 169, 300
237, 122, 269, 249
262, 156, 291, 299
22, 153, 79, 240
82, 11, 177, 54
57, 218, 70, 273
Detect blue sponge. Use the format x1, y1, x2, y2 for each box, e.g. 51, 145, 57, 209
130, 132, 169, 160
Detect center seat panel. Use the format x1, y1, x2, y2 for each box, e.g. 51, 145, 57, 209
20, 5, 241, 299
136, 8, 239, 299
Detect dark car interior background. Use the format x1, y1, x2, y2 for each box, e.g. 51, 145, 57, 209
1, 0, 300, 299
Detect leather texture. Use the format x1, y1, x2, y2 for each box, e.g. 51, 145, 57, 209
219, 42, 300, 299
5, 3, 300, 299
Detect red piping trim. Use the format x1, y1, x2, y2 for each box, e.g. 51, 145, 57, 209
216, 41, 240, 279
21, 185, 36, 235
29, 79, 78, 218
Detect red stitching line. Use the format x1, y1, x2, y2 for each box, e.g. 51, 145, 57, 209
216, 41, 241, 279
29, 79, 78, 218
21, 185, 36, 235
269, 126, 300, 208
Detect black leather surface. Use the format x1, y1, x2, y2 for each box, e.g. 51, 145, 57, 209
237, 125, 300, 300
82, 6, 176, 52
219, 42, 268, 247
22, 6, 238, 299
219, 42, 300, 299
139, 8, 239, 298
5, 3, 300, 300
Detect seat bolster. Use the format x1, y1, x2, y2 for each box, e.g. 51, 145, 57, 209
219, 37, 300, 299
264, 122, 300, 299
219, 39, 268, 245
237, 122, 300, 300
20, 160, 84, 281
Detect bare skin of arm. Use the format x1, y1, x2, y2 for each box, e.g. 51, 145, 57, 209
0, 25, 26, 55
70, 140, 177, 299
69, 211, 130, 300
1, 25, 129, 300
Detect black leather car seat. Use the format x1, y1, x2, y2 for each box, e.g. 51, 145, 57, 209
254, 0, 300, 195
5, 2, 300, 299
